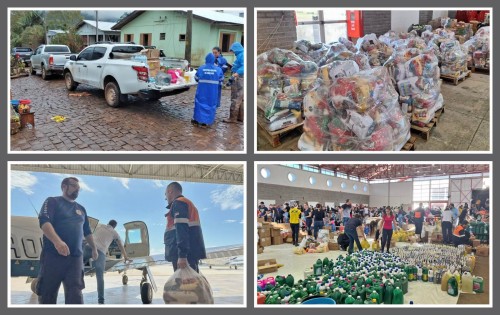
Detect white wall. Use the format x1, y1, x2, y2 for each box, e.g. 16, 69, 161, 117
369, 181, 413, 207
450, 177, 484, 206
257, 165, 370, 195
432, 11, 449, 19
391, 11, 419, 33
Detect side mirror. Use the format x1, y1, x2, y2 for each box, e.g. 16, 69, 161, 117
109, 52, 114, 59
70, 55, 77, 61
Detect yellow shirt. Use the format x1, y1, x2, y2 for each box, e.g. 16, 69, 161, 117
289, 207, 301, 224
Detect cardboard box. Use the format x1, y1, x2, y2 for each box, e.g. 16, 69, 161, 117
257, 258, 278, 274
271, 227, 281, 238
286, 237, 293, 243
257, 218, 264, 223
476, 245, 489, 257
141, 49, 160, 59
259, 237, 271, 247
473, 239, 481, 248
271, 236, 283, 245
465, 245, 472, 254
257, 228, 267, 239
257, 246, 264, 254
147, 60, 161, 70
328, 242, 340, 250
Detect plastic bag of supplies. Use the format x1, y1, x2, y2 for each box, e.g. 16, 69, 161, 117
163, 266, 214, 304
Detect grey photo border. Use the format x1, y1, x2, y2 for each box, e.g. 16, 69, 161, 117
2, 0, 497, 315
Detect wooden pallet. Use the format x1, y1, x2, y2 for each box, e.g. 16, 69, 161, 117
400, 136, 417, 151
434, 104, 446, 122
257, 119, 303, 148
411, 117, 438, 141
441, 70, 471, 85
469, 66, 490, 74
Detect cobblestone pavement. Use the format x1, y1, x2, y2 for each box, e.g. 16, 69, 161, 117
10, 75, 244, 151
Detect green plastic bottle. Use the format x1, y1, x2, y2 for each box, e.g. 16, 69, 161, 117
392, 286, 404, 304
375, 284, 384, 303
314, 259, 323, 276
447, 276, 459, 296
306, 283, 316, 294
285, 274, 294, 287
323, 257, 330, 267
358, 285, 366, 302
354, 296, 364, 304
412, 266, 418, 281
384, 284, 394, 304
331, 288, 342, 303
402, 277, 408, 294
275, 275, 285, 286
422, 266, 429, 282
369, 290, 380, 304
345, 295, 355, 304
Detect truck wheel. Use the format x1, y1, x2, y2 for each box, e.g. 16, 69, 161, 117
64, 72, 78, 91
41, 67, 49, 80
104, 81, 124, 107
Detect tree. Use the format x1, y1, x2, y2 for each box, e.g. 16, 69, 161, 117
19, 25, 45, 48
10, 11, 45, 48
45, 11, 83, 31
51, 29, 85, 53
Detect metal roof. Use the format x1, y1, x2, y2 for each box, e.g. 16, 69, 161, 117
77, 20, 120, 32
310, 164, 489, 180
11, 164, 244, 185
112, 10, 243, 30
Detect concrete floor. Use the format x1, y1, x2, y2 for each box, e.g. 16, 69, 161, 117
10, 265, 244, 305
257, 241, 489, 305
257, 72, 490, 151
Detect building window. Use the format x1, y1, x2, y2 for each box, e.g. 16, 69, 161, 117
363, 185, 368, 192
303, 165, 319, 173
260, 168, 270, 179
360, 178, 368, 183
353, 184, 358, 191
160, 33, 166, 40
309, 177, 316, 185
341, 182, 347, 189
288, 173, 297, 182
321, 169, 335, 176
349, 175, 359, 181
282, 164, 301, 169
179, 34, 186, 41
326, 179, 333, 187
219, 32, 236, 53
125, 34, 134, 43
337, 172, 347, 179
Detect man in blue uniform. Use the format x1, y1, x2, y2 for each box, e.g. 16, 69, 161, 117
164, 182, 206, 272
191, 53, 224, 127
212, 46, 228, 108
222, 42, 244, 123
37, 177, 98, 304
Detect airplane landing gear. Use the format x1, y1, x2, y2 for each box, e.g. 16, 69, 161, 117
30, 278, 38, 294
122, 274, 128, 285
139, 267, 154, 304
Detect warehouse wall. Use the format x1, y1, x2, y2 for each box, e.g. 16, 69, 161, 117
449, 177, 485, 206
433, 10, 450, 19
257, 10, 297, 54
258, 183, 370, 207
391, 11, 419, 33
369, 182, 413, 208
362, 11, 391, 36
419, 11, 433, 25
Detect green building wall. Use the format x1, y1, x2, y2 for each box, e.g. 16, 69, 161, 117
119, 11, 243, 67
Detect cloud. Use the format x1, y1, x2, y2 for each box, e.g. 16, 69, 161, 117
201, 207, 209, 212
153, 180, 165, 189
240, 220, 244, 224
224, 220, 237, 223
210, 185, 243, 211
51, 173, 94, 192
112, 177, 130, 189
11, 171, 38, 195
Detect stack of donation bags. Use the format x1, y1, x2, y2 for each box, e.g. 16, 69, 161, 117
257, 48, 318, 132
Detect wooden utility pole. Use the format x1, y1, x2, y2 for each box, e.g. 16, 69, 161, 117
95, 11, 99, 43
185, 10, 192, 64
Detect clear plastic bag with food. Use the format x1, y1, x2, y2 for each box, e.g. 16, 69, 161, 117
163, 266, 214, 304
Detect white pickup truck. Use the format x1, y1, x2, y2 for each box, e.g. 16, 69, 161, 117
31, 45, 76, 80
63, 43, 197, 107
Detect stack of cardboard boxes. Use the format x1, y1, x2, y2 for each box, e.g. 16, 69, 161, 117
258, 222, 272, 248
141, 49, 161, 78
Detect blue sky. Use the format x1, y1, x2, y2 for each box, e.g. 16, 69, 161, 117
10, 171, 244, 254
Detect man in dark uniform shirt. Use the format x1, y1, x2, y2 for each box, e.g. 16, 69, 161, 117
37, 177, 98, 304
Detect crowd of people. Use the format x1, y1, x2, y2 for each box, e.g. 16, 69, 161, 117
257, 198, 489, 253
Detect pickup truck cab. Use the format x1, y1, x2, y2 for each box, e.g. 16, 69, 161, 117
63, 43, 197, 107
30, 45, 75, 80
